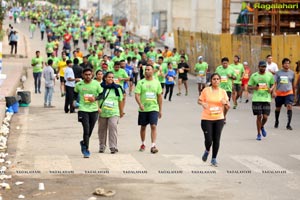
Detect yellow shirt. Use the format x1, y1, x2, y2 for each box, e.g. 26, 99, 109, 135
58, 60, 67, 77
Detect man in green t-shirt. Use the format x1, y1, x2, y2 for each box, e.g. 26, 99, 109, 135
74, 68, 103, 158
194, 56, 208, 95
215, 57, 236, 123
135, 64, 162, 154
248, 61, 275, 141
230, 55, 245, 109
31, 50, 44, 93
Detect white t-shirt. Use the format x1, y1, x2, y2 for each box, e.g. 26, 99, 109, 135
266, 62, 278, 74
64, 67, 75, 87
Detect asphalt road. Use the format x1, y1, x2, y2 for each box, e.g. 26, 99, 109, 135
2, 19, 300, 200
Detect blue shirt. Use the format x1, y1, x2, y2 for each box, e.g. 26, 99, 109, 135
165, 69, 176, 85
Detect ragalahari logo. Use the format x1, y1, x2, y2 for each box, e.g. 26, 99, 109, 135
253, 3, 299, 10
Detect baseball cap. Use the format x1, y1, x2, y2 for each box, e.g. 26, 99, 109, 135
243, 61, 248, 65
198, 56, 203, 60
258, 61, 267, 67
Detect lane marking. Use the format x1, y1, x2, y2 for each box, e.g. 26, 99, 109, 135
231, 155, 292, 174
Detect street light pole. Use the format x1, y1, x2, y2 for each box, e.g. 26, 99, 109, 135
98, 0, 101, 20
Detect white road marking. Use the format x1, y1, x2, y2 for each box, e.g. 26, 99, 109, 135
34, 155, 73, 172
99, 154, 146, 171
231, 156, 292, 174
290, 155, 300, 161
163, 154, 218, 172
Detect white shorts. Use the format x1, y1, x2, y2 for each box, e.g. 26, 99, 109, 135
196, 76, 206, 84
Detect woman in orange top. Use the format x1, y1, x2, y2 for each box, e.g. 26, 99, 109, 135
198, 73, 230, 167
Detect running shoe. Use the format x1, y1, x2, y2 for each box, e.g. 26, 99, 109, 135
261, 127, 267, 137
99, 146, 105, 153
176, 93, 181, 96
80, 141, 86, 154
233, 104, 237, 109
150, 146, 159, 154
286, 125, 293, 130
274, 121, 279, 128
256, 134, 262, 141
110, 148, 119, 154
202, 150, 209, 162
211, 158, 218, 167
83, 149, 90, 158
139, 144, 145, 152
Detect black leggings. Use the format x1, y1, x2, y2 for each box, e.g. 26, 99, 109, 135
164, 84, 174, 100
201, 119, 224, 159
79, 111, 99, 149
64, 86, 75, 113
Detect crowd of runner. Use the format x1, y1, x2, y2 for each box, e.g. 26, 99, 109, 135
8, 4, 300, 166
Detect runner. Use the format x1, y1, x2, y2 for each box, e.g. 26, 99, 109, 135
194, 56, 208, 95
57, 52, 68, 97
215, 57, 236, 123
98, 72, 124, 154
177, 55, 190, 96
241, 61, 251, 103
273, 58, 295, 130
198, 73, 230, 167
230, 55, 245, 109
164, 62, 176, 101
75, 68, 103, 158
31, 50, 44, 94
64, 60, 77, 113
248, 61, 275, 140
266, 55, 279, 76
42, 59, 55, 108
135, 64, 162, 154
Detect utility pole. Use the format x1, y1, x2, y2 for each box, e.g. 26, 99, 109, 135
98, 0, 101, 20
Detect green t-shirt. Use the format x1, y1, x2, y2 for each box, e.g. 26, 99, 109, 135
248, 72, 274, 102
31, 57, 43, 73
230, 63, 245, 84
215, 65, 236, 92
29, 23, 36, 31
99, 87, 124, 118
195, 62, 208, 77
46, 42, 55, 53
112, 69, 129, 88
158, 63, 168, 83
146, 51, 157, 61
82, 31, 89, 40
135, 79, 162, 112
74, 80, 103, 112
47, 56, 60, 69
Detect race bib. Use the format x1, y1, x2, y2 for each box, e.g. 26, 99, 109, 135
114, 78, 120, 84
234, 69, 240, 75
168, 77, 174, 82
258, 83, 268, 90
84, 94, 93, 102
178, 68, 184, 74
103, 101, 114, 109
198, 71, 205, 77
210, 106, 221, 116
145, 92, 156, 101
221, 76, 228, 83
280, 76, 288, 84
172, 61, 177, 65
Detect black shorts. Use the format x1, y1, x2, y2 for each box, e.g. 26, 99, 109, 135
233, 84, 242, 92
129, 77, 133, 82
178, 74, 188, 81
60, 76, 65, 83
110, 43, 114, 49
160, 83, 165, 89
275, 94, 294, 107
138, 111, 159, 126
226, 91, 232, 101
252, 102, 271, 116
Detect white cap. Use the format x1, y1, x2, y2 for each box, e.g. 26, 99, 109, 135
243, 61, 248, 65
198, 56, 203, 60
